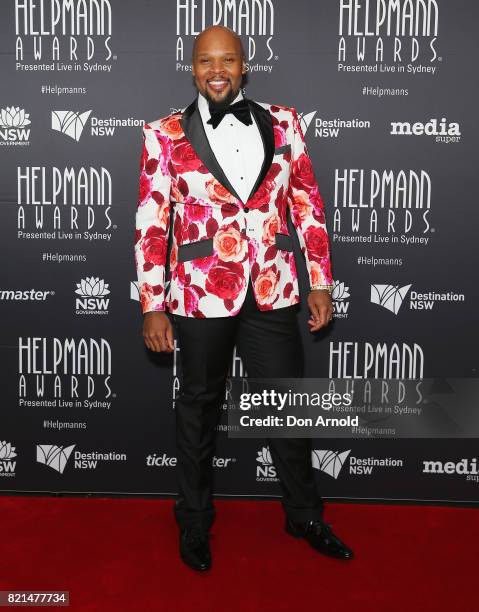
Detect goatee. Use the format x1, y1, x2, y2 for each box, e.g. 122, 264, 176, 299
205, 87, 239, 112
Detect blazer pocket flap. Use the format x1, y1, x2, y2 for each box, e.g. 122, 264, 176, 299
274, 232, 294, 252
177, 237, 214, 263
274, 143, 291, 155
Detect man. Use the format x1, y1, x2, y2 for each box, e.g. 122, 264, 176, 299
134, 25, 353, 571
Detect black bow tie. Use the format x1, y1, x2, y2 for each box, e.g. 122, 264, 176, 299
206, 98, 253, 129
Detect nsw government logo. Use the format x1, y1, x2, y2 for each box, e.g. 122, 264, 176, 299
0, 441, 18, 478
256, 446, 278, 482
332, 280, 350, 319
0, 106, 31, 146
75, 276, 110, 315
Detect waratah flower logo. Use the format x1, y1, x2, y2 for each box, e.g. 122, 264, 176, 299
256, 447, 273, 465
75, 277, 110, 297
0, 441, 17, 459
331, 280, 350, 301
0, 106, 31, 128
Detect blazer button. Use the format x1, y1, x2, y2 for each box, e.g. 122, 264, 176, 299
244, 206, 250, 212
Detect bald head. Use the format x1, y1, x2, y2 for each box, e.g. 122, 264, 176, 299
192, 25, 245, 62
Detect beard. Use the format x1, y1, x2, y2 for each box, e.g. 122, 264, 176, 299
203, 85, 240, 112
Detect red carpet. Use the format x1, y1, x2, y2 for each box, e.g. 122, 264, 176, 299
0, 496, 476, 611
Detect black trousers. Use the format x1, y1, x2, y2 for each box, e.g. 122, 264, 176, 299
171, 278, 324, 530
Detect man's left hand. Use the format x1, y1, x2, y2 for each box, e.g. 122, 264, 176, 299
307, 290, 334, 332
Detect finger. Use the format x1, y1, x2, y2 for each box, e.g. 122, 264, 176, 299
317, 306, 329, 327
308, 318, 322, 332
309, 311, 327, 331
309, 301, 321, 323
159, 330, 174, 353
146, 336, 161, 352
156, 333, 169, 352
166, 324, 175, 351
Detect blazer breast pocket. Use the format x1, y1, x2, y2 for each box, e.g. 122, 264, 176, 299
274, 143, 291, 155
177, 237, 214, 263
274, 232, 294, 252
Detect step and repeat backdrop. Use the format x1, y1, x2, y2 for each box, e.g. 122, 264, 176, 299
1, 0, 478, 504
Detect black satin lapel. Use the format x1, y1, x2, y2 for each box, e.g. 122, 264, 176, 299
179, 98, 243, 204
246, 100, 275, 202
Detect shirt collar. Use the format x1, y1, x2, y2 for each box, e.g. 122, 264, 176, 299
197, 89, 244, 122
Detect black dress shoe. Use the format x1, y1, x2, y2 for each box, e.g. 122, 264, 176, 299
285, 518, 354, 560
179, 527, 211, 571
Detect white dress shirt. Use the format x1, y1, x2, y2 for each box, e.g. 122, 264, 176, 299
197, 90, 265, 204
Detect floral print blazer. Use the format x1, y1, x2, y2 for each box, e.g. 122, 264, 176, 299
134, 97, 333, 317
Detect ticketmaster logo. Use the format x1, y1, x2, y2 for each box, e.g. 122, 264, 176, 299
311, 449, 351, 479
36, 444, 75, 474
371, 284, 412, 314
0, 289, 52, 301
51, 110, 92, 141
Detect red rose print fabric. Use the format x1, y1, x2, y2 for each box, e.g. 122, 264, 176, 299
134, 103, 333, 317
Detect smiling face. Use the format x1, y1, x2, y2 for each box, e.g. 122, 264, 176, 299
192, 27, 247, 110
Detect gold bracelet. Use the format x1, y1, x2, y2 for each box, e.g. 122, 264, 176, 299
310, 284, 333, 294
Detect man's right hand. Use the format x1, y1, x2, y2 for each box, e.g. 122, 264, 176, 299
142, 312, 175, 353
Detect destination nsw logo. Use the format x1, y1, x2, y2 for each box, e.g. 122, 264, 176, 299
312, 449, 403, 478
51, 110, 143, 140
371, 283, 464, 315
298, 109, 370, 140
36, 444, 126, 473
